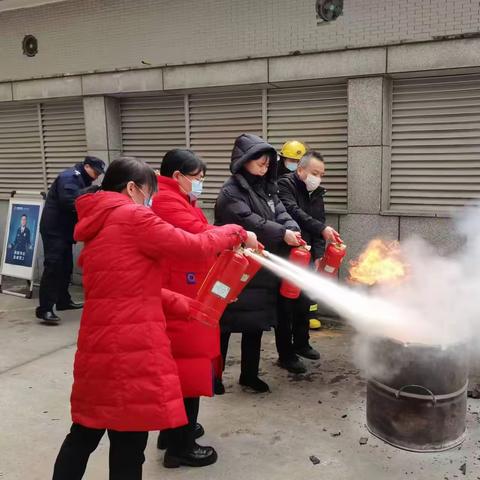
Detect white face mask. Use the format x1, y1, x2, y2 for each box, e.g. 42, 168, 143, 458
304, 174, 321, 192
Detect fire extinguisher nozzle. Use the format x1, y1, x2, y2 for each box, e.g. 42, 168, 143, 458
244, 248, 270, 258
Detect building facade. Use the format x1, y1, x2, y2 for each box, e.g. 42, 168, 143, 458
1, 0, 479, 279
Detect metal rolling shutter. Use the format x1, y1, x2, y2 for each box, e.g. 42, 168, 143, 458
120, 95, 186, 166
390, 74, 480, 214
0, 102, 44, 196
40, 99, 87, 185
189, 90, 263, 205
267, 84, 348, 212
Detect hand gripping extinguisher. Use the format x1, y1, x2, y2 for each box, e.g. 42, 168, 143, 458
227, 243, 264, 303
196, 249, 250, 325
280, 241, 312, 299
316, 234, 346, 277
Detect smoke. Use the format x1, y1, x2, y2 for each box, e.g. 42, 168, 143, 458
247, 207, 480, 380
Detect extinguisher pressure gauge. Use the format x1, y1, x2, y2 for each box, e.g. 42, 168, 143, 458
315, 0, 344, 22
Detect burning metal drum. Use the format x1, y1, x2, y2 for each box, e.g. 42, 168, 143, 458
366, 336, 468, 452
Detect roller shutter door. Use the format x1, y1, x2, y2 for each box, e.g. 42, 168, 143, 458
267, 84, 348, 212
120, 95, 186, 166
0, 102, 44, 196
40, 99, 87, 185
189, 90, 263, 205
390, 74, 480, 214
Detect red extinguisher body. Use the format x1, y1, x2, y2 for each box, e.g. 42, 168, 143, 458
227, 244, 264, 303
317, 242, 346, 277
196, 250, 249, 323
280, 246, 311, 299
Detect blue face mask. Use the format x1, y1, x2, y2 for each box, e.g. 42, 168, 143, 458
188, 179, 203, 200
135, 183, 152, 208
286, 161, 297, 172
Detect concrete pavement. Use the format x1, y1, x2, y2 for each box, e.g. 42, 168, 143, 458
1, 291, 479, 480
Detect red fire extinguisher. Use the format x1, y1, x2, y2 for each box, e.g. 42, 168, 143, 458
280, 242, 312, 299
227, 243, 264, 303
316, 235, 346, 277
196, 249, 249, 324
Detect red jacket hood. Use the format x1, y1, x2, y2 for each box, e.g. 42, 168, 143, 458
75, 191, 133, 242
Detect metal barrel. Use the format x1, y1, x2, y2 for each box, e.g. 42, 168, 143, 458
365, 336, 468, 452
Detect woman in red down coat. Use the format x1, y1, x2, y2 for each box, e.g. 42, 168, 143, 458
51, 157, 253, 480
151, 149, 227, 468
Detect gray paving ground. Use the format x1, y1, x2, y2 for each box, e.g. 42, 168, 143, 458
1, 289, 480, 480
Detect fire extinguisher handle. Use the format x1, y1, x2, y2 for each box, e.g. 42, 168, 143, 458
333, 232, 342, 243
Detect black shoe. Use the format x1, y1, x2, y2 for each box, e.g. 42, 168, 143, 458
214, 378, 225, 395
56, 301, 83, 311
295, 345, 321, 360
277, 356, 307, 374
37, 310, 61, 325
239, 375, 270, 393
157, 423, 205, 450
163, 444, 218, 468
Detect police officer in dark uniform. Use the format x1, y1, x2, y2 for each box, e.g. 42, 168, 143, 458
36, 156, 105, 324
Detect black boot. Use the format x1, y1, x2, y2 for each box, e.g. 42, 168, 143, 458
163, 443, 218, 468
157, 423, 205, 450
36, 309, 61, 325
214, 378, 225, 395
239, 375, 270, 393
295, 345, 321, 360
277, 356, 307, 374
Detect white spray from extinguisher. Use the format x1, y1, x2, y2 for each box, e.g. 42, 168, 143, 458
245, 249, 430, 344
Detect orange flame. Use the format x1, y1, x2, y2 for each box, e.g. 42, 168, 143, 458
349, 239, 407, 286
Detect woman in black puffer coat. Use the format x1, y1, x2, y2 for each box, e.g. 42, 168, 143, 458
214, 133, 302, 393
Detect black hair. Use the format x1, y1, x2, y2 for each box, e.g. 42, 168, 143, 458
101, 157, 157, 194
160, 149, 207, 178
298, 149, 324, 169
21, 214, 27, 219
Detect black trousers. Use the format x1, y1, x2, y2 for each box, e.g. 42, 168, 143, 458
38, 234, 73, 314
52, 423, 148, 480
275, 295, 310, 361
161, 397, 200, 454
221, 330, 263, 380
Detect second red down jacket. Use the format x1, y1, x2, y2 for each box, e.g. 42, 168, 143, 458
152, 175, 239, 397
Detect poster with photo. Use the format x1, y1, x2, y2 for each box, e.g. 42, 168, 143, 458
1, 198, 43, 281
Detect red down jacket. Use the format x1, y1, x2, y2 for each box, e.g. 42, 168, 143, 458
71, 190, 246, 432
152, 175, 222, 398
